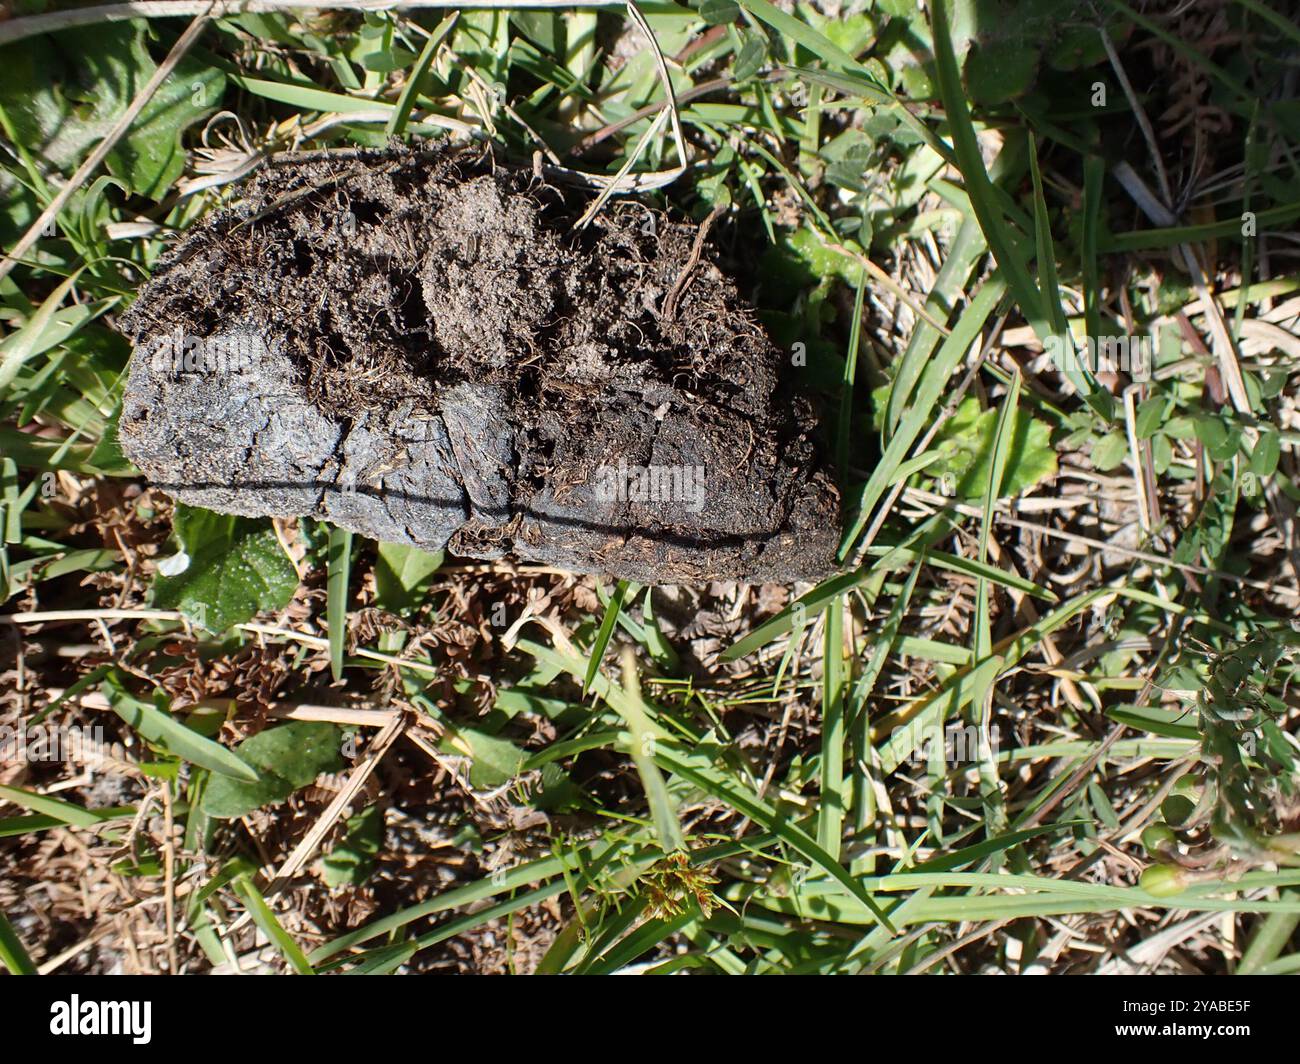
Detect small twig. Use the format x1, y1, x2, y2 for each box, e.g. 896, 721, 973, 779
36, 926, 115, 975
573, 75, 744, 155
1101, 24, 1173, 208
269, 704, 401, 727
0, 608, 188, 624
661, 204, 726, 324
161, 782, 180, 974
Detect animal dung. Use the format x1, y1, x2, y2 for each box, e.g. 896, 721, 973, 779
118, 146, 843, 584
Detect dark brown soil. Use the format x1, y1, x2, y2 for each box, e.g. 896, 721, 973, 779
118, 144, 842, 584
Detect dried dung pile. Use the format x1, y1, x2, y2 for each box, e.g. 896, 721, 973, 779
118, 145, 842, 584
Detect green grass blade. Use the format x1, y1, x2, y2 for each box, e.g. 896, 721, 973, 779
0, 268, 86, 394
230, 74, 392, 116
584, 577, 630, 695
970, 368, 1021, 838
740, 3, 952, 161
877, 586, 1116, 772
655, 742, 896, 930
234, 874, 316, 975
927, 1, 1053, 353
1081, 154, 1105, 357
639, 587, 680, 672
0, 806, 133, 838
1101, 201, 1300, 252
1234, 0, 1300, 45
617, 647, 687, 853
386, 13, 458, 138
326, 525, 353, 683
310, 838, 632, 963
0, 784, 118, 829
583, 911, 697, 974
849, 560, 922, 860
1027, 135, 1112, 420
105, 672, 259, 782
839, 276, 1006, 557
0, 909, 37, 974
973, 369, 1021, 661
885, 218, 985, 437
835, 266, 867, 477
722, 569, 867, 661
863, 546, 1056, 601
1237, 900, 1299, 974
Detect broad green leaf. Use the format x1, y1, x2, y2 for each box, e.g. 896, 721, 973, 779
773, 226, 861, 286
152, 504, 297, 633
1135, 396, 1170, 439
963, 37, 1039, 104
1091, 431, 1128, 471
1252, 429, 1281, 477
440, 727, 526, 790
374, 541, 444, 614
202, 721, 344, 819
108, 51, 225, 199
734, 31, 767, 81
700, 0, 740, 25
927, 397, 1057, 499
349, 19, 416, 73
0, 24, 224, 202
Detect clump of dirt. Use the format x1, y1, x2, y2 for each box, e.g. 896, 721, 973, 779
118, 144, 842, 583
